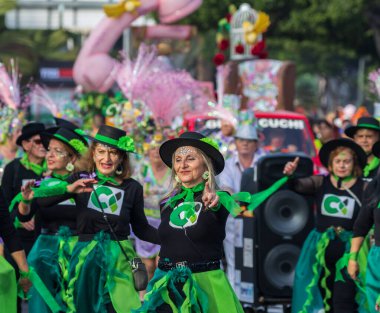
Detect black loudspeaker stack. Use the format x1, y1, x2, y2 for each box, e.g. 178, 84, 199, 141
234, 153, 314, 308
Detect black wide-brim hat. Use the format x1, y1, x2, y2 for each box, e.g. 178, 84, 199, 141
319, 138, 367, 169
372, 141, 380, 158
16, 122, 46, 146
159, 131, 225, 175
344, 117, 380, 138
41, 127, 88, 155
85, 124, 136, 153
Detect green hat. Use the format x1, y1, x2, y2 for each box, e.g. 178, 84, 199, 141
41, 127, 88, 155
344, 117, 380, 138
86, 125, 136, 153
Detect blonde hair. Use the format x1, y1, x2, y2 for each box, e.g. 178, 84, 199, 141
162, 147, 218, 202
76, 142, 132, 179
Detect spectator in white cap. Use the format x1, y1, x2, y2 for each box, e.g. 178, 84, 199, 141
217, 124, 265, 293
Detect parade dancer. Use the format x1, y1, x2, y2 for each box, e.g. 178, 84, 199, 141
348, 140, 380, 312
344, 117, 380, 181
17, 126, 88, 313
134, 131, 244, 313
1, 122, 46, 255
285, 139, 369, 313
35, 124, 159, 313
0, 190, 31, 313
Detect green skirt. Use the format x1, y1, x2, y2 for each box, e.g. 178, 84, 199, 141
27, 227, 77, 313
66, 231, 141, 313
134, 266, 244, 313
291, 228, 368, 313
0, 256, 17, 313
365, 246, 380, 312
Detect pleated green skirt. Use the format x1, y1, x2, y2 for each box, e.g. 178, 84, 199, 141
0, 255, 17, 313
27, 228, 77, 313
66, 231, 141, 313
134, 266, 244, 313
365, 246, 380, 312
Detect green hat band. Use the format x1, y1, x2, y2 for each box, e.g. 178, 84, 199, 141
94, 133, 135, 152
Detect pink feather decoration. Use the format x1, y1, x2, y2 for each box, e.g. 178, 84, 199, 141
30, 85, 59, 116
117, 44, 164, 101
0, 61, 21, 110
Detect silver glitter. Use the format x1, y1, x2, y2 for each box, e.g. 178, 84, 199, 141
175, 146, 196, 156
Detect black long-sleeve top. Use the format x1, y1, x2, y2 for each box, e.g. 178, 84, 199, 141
17, 177, 77, 232
353, 175, 380, 246
290, 175, 364, 232
37, 172, 159, 243
0, 188, 23, 252
158, 190, 229, 263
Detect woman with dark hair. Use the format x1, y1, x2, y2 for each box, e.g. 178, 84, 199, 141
17, 126, 88, 313
285, 139, 369, 313
32, 124, 159, 313
348, 140, 380, 312
134, 131, 244, 313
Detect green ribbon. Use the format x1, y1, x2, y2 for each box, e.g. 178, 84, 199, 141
356, 123, 380, 132
19, 267, 62, 313
52, 171, 70, 180
232, 176, 289, 212
96, 170, 121, 186
332, 174, 353, 183
215, 191, 241, 217
165, 182, 205, 209
20, 154, 47, 176
363, 157, 380, 177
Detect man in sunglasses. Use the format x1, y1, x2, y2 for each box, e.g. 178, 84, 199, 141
1, 122, 46, 256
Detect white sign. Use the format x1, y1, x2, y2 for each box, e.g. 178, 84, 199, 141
258, 118, 305, 130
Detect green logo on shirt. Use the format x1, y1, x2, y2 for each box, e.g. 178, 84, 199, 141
169, 202, 202, 229
88, 185, 124, 215
321, 194, 355, 219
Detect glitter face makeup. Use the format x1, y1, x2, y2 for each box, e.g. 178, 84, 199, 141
175, 146, 196, 156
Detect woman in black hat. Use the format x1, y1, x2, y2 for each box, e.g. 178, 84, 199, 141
349, 140, 380, 312
134, 131, 244, 313
284, 139, 369, 313
344, 117, 380, 180
1, 122, 46, 256
33, 124, 159, 313
16, 126, 88, 313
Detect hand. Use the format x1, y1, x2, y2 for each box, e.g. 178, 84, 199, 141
21, 180, 35, 201
21, 218, 35, 231
18, 276, 32, 295
347, 259, 359, 280
67, 179, 97, 193
283, 157, 299, 176
202, 182, 220, 208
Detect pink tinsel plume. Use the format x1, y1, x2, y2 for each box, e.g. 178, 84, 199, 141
117, 44, 165, 101
30, 85, 59, 116
216, 64, 230, 107
0, 60, 21, 110
139, 70, 204, 127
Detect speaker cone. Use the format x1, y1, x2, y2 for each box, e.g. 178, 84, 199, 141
264, 190, 309, 236
263, 244, 300, 289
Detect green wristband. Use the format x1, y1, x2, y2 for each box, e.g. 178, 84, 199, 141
349, 252, 358, 261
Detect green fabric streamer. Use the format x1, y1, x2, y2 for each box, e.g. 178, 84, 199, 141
96, 170, 121, 186
20, 154, 47, 176
0, 256, 17, 313
216, 191, 241, 217
165, 182, 205, 209
19, 267, 62, 313
363, 157, 380, 178
233, 176, 289, 211
32, 180, 69, 198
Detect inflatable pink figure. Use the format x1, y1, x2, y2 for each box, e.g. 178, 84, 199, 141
73, 0, 202, 92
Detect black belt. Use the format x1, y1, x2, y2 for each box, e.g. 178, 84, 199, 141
41, 228, 78, 236
158, 259, 221, 273
78, 233, 129, 242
